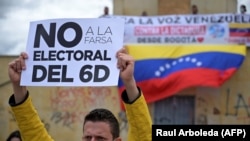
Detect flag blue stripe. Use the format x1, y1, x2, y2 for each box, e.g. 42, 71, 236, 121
230, 28, 250, 33
132, 52, 244, 82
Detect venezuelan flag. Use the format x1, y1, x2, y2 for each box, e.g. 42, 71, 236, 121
118, 44, 246, 105
229, 23, 250, 37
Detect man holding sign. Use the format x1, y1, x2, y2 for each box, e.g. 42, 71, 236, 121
8, 47, 152, 141
21, 18, 125, 86
7, 18, 152, 141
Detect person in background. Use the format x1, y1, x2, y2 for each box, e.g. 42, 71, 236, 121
141, 11, 148, 16
191, 4, 198, 14
99, 6, 111, 18
240, 4, 247, 14
6, 130, 22, 141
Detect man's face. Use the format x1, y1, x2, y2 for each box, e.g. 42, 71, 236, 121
82, 121, 119, 141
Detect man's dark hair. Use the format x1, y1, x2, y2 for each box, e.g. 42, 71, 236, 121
6, 130, 22, 141
83, 108, 120, 139
104, 6, 109, 15
241, 5, 247, 12
192, 4, 198, 14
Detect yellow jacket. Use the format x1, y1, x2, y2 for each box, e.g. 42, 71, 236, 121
9, 88, 152, 141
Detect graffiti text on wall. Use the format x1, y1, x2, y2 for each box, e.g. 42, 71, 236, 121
225, 89, 250, 122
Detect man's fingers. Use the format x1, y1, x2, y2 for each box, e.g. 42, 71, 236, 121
8, 61, 17, 71
20, 52, 27, 70
15, 59, 22, 73
12, 52, 27, 73
20, 52, 28, 59
120, 55, 127, 69
117, 47, 130, 71
116, 47, 128, 57
117, 53, 123, 70
120, 47, 128, 54
117, 53, 134, 71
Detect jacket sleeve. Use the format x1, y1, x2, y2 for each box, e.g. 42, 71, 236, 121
9, 92, 54, 141
121, 87, 152, 141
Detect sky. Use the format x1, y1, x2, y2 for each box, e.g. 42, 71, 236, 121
0, 0, 113, 56
0, 0, 249, 56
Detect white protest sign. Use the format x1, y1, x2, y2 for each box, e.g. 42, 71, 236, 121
21, 18, 125, 86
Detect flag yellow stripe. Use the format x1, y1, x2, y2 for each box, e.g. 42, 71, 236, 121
126, 44, 246, 60
229, 23, 250, 28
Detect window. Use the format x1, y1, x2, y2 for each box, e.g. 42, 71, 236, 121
154, 95, 195, 125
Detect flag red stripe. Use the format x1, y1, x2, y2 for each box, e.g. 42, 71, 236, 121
119, 68, 237, 110
230, 32, 250, 37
